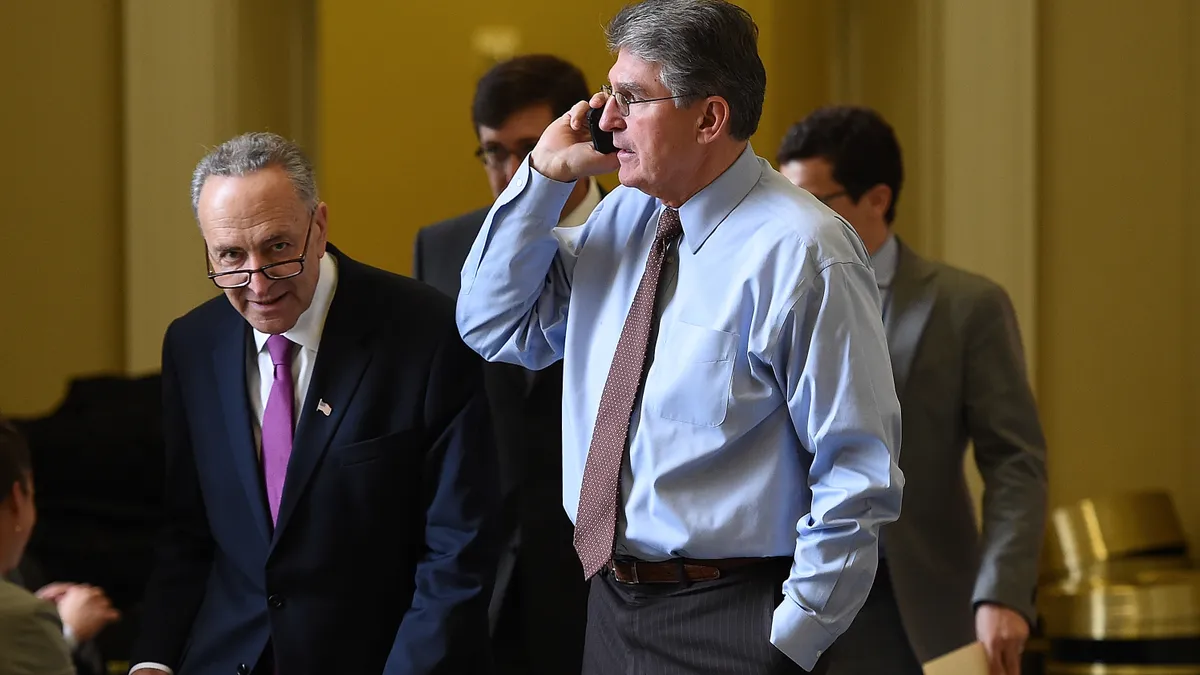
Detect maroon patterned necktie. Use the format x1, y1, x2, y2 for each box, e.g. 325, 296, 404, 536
573, 207, 683, 579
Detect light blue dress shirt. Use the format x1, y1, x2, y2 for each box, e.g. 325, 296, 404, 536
456, 144, 904, 670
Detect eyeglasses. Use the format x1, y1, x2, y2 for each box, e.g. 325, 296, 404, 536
812, 190, 849, 205
602, 84, 692, 117
474, 142, 539, 169
205, 209, 315, 289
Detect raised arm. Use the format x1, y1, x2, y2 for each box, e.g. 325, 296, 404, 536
456, 97, 620, 369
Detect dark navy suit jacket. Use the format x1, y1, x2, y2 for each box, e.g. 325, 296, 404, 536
131, 246, 499, 675
414, 207, 590, 674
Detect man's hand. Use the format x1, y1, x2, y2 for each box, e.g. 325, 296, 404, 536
976, 603, 1029, 675
529, 94, 621, 183
55, 584, 121, 643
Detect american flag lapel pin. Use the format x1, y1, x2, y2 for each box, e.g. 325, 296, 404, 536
316, 399, 332, 417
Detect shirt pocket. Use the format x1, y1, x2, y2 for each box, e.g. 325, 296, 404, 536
645, 320, 737, 427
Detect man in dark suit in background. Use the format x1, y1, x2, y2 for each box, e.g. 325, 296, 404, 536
779, 107, 1047, 675
414, 55, 600, 675
130, 132, 499, 675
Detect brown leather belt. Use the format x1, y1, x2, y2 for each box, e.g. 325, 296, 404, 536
605, 557, 779, 584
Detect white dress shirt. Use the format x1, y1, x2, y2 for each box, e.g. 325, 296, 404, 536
248, 252, 338, 444
130, 252, 338, 675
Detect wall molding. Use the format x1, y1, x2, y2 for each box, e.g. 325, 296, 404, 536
930, 0, 1040, 382
122, 0, 316, 373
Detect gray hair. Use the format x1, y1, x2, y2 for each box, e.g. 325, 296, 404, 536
606, 0, 766, 140
190, 132, 318, 215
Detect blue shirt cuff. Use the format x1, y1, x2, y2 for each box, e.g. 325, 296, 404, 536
770, 596, 836, 672
500, 158, 577, 222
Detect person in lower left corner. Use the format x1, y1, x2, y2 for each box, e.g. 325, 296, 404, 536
1, 415, 120, 675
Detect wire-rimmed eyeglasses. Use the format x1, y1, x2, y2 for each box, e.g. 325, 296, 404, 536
205, 209, 315, 289
601, 84, 691, 117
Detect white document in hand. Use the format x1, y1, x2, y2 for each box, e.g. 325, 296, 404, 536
922, 641, 988, 675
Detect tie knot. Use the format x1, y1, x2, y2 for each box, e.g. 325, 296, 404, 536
656, 207, 683, 244
266, 334, 296, 367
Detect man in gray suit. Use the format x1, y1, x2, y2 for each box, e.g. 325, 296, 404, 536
779, 106, 1047, 675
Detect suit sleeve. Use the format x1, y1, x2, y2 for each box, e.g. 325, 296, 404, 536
130, 322, 216, 667
384, 321, 500, 674
964, 284, 1048, 625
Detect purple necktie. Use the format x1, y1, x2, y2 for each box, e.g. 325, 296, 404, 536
262, 334, 297, 526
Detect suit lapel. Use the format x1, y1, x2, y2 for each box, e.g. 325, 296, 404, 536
211, 318, 272, 545
270, 254, 374, 549
886, 239, 938, 398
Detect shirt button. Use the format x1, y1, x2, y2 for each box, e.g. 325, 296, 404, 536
268, 594, 285, 609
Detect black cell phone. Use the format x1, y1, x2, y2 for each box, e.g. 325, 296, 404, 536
588, 106, 617, 154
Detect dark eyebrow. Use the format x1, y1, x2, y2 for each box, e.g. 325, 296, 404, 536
260, 233, 290, 247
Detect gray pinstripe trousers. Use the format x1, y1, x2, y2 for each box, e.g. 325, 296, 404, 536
582, 559, 819, 675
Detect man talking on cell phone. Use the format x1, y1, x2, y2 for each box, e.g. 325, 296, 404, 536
455, 1, 904, 673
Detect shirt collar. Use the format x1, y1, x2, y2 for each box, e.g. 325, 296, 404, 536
871, 233, 899, 289
558, 178, 602, 229
674, 143, 763, 254
253, 251, 339, 355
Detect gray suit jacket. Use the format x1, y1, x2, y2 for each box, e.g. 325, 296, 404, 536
882, 238, 1047, 662
0, 578, 75, 675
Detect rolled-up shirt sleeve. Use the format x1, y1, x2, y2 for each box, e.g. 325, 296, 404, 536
767, 260, 904, 670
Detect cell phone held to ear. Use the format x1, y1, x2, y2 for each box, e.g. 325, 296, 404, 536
588, 107, 616, 155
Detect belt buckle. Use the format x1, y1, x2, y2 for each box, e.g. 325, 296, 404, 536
610, 559, 640, 584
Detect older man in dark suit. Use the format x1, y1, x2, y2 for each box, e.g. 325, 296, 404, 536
780, 106, 1047, 675
130, 132, 499, 675
413, 54, 601, 675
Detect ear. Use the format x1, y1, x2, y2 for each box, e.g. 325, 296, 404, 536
696, 95, 732, 145
2, 481, 20, 517
862, 184, 894, 221
313, 202, 330, 257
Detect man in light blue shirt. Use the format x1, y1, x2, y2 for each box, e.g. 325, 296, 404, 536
456, 1, 904, 672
